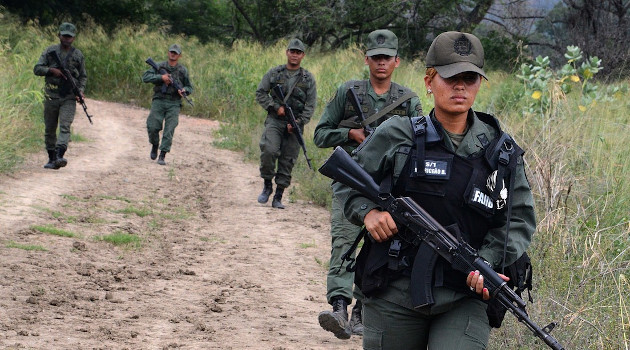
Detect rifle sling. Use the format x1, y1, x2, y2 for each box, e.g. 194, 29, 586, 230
282, 67, 303, 104
339, 91, 417, 128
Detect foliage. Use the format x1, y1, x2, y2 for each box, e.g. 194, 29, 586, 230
533, 0, 630, 78
0, 16, 628, 348
515, 45, 627, 115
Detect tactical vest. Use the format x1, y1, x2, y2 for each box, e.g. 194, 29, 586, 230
268, 65, 312, 116
45, 46, 80, 98
153, 62, 188, 100
339, 80, 415, 129
354, 112, 525, 306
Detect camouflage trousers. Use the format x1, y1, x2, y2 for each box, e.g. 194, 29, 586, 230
258, 116, 300, 189
362, 287, 491, 349
326, 194, 362, 304
146, 98, 181, 153
44, 96, 76, 151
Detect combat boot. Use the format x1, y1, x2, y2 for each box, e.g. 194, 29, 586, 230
150, 144, 159, 160
271, 187, 285, 209
318, 297, 351, 340
349, 300, 364, 335
43, 150, 59, 169
55, 145, 67, 168
257, 179, 273, 203
157, 151, 167, 165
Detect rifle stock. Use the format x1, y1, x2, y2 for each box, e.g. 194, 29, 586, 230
50, 51, 93, 124
318, 146, 565, 350
145, 57, 194, 107
272, 84, 313, 170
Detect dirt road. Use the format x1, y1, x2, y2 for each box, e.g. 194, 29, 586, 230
0, 99, 362, 349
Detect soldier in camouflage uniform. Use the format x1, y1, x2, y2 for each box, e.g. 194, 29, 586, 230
33, 22, 87, 169
314, 29, 422, 340
333, 31, 536, 350
255, 39, 317, 209
142, 44, 193, 166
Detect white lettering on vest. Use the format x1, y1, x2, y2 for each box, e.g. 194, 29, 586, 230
472, 189, 494, 209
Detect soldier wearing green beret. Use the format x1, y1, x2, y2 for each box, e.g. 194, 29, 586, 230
255, 38, 317, 209
332, 31, 536, 349
142, 43, 194, 165
33, 22, 87, 169
314, 29, 422, 340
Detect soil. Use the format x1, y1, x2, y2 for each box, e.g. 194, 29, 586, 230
0, 99, 362, 349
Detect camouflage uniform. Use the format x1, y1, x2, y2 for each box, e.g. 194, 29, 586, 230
142, 44, 193, 164
313, 29, 422, 340
332, 31, 536, 349
33, 23, 87, 169
255, 39, 317, 207
314, 81, 421, 306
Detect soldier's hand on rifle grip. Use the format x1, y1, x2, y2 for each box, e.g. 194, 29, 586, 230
49, 67, 64, 78
348, 128, 367, 144
467, 270, 509, 300
364, 209, 398, 242
161, 73, 172, 85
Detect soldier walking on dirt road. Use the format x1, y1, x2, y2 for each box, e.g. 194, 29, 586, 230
142, 43, 194, 166
33, 22, 87, 170
255, 38, 317, 209
313, 29, 422, 340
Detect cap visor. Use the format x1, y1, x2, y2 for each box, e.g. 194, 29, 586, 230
60, 31, 75, 37
366, 48, 397, 57
435, 62, 487, 80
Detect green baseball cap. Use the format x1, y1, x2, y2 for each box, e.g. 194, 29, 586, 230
169, 44, 182, 54
59, 22, 76, 37
287, 38, 305, 52
365, 29, 398, 57
425, 31, 486, 80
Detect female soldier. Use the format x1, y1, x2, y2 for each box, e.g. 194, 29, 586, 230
332, 31, 536, 349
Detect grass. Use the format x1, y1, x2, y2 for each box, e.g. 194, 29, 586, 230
6, 241, 47, 251
0, 12, 628, 349
94, 231, 141, 248
31, 225, 79, 238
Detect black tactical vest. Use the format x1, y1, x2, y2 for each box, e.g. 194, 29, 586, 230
354, 112, 524, 303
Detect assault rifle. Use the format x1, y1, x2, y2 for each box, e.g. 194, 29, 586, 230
145, 57, 194, 107
272, 84, 313, 170
319, 146, 565, 350
346, 87, 373, 134
50, 51, 93, 124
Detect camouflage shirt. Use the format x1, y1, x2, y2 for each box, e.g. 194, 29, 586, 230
142, 61, 193, 102
33, 44, 87, 99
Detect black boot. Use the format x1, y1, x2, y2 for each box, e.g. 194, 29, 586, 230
318, 297, 351, 339
157, 151, 166, 165
43, 150, 59, 169
349, 300, 364, 335
55, 145, 67, 168
257, 179, 273, 204
271, 187, 285, 209
150, 144, 159, 160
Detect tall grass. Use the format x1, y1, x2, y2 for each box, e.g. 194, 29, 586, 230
1, 12, 628, 349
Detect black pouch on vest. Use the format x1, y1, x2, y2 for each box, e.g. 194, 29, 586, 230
486, 251, 533, 328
